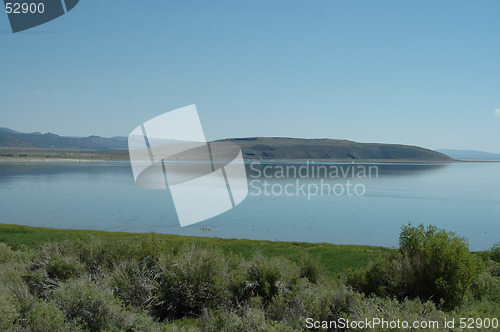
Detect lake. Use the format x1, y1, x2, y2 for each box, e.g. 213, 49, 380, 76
0, 161, 498, 251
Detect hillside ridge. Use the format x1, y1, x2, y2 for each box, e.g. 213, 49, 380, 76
0, 128, 454, 161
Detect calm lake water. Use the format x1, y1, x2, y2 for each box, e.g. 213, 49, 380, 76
0, 161, 498, 251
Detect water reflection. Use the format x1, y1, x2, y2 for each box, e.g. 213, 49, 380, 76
0, 161, 498, 251
245, 161, 449, 178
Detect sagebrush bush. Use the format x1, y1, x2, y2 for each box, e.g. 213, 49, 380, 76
298, 254, 321, 284
470, 268, 500, 303
489, 242, 500, 263
347, 255, 393, 297
112, 257, 160, 309
456, 299, 500, 317
239, 305, 301, 332
0, 243, 17, 263
154, 245, 231, 319
302, 280, 360, 324
135, 233, 176, 264
349, 297, 450, 332
490, 261, 500, 277
0, 290, 18, 331
24, 242, 83, 298
51, 277, 116, 330
26, 300, 69, 332
46, 255, 81, 281
240, 254, 300, 304
204, 306, 302, 332
265, 278, 310, 325
265, 278, 360, 328
0, 249, 35, 331
71, 237, 136, 276
202, 308, 244, 331
51, 276, 162, 331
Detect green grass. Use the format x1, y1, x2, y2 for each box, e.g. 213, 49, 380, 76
0, 223, 390, 275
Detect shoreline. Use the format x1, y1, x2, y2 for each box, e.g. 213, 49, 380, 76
0, 223, 488, 254
0, 158, 129, 162
0, 222, 390, 249
3, 158, 498, 163
0, 223, 393, 277
1, 148, 498, 163
0, 157, 463, 163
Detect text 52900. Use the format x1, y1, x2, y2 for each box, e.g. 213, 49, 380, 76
5, 2, 45, 14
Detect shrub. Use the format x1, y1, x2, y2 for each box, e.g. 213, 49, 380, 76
0, 243, 16, 263
349, 296, 450, 331
347, 224, 483, 309
203, 306, 300, 332
24, 242, 83, 298
264, 278, 361, 330
71, 237, 134, 276
111, 257, 160, 309
135, 233, 174, 263
202, 308, 244, 331
298, 254, 321, 284
265, 278, 308, 325
470, 268, 500, 303
347, 255, 394, 297
241, 305, 300, 332
240, 254, 300, 305
302, 280, 359, 323
489, 242, 500, 263
0, 291, 19, 331
51, 277, 115, 330
491, 261, 500, 277
399, 224, 483, 308
0, 253, 35, 330
153, 245, 231, 319
26, 301, 68, 332
241, 307, 267, 331
111, 307, 161, 332
265, 278, 360, 329
45, 255, 81, 281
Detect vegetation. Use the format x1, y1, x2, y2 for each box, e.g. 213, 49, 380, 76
0, 223, 498, 331
347, 224, 484, 309
0, 224, 388, 276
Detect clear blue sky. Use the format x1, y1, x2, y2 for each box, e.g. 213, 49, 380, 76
1, 0, 499, 152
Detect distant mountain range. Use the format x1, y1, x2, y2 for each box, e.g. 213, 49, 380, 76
0, 127, 127, 150
0, 127, 458, 162
436, 149, 500, 161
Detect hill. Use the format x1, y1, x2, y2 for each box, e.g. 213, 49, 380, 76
222, 137, 454, 162
0, 127, 454, 162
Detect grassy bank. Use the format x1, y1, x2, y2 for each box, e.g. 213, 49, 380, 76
0, 224, 389, 276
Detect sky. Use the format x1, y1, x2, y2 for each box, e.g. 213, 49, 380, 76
1, 0, 499, 153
